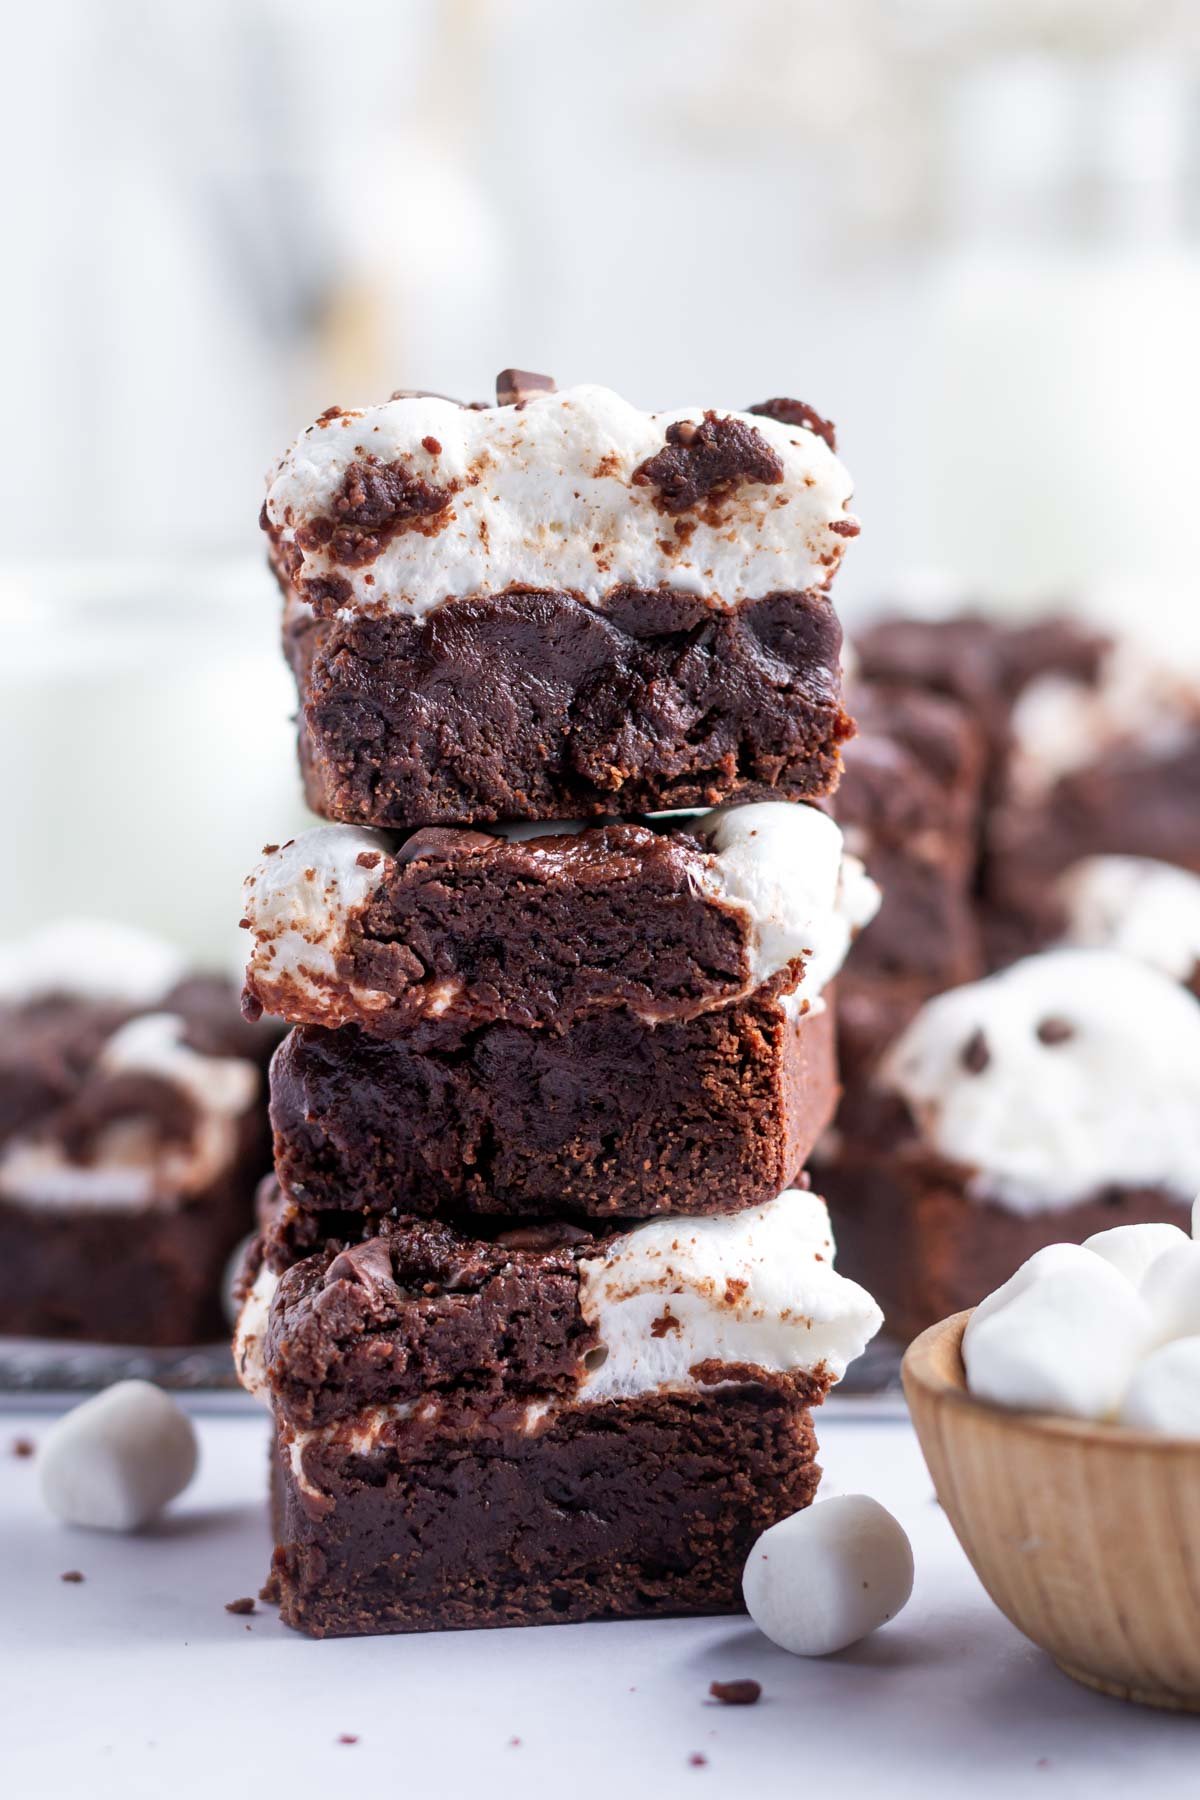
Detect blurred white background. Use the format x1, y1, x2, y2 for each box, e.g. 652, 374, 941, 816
2, 0, 1199, 954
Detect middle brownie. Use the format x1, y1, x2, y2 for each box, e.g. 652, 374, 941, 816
266, 995, 835, 1256
244, 802, 874, 1256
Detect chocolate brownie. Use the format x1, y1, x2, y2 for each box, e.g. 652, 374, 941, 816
0, 923, 277, 1344
265, 381, 859, 829
835, 680, 985, 989
241, 801, 870, 1036
243, 1215, 601, 1429
239, 1183, 881, 1635
286, 587, 852, 830
265, 994, 837, 1257
823, 948, 1200, 1342
267, 1382, 823, 1636
826, 1151, 1190, 1348
853, 611, 1109, 796
983, 734, 1200, 962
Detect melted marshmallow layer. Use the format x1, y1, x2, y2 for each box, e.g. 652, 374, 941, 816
265, 385, 857, 621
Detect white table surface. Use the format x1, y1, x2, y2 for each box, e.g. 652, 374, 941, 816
4, 1395, 1197, 1798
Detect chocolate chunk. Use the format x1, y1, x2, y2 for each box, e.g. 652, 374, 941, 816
324, 1237, 397, 1293
494, 1222, 593, 1252
225, 1596, 256, 1615
323, 457, 454, 567
709, 1678, 762, 1706
496, 369, 556, 405
632, 412, 784, 516
1036, 1017, 1075, 1046
961, 1028, 990, 1074
748, 397, 837, 453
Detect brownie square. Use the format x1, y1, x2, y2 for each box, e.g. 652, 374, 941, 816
0, 959, 276, 1345
824, 1148, 1190, 1349
264, 992, 837, 1258
266, 1382, 823, 1636
265, 382, 860, 830
286, 587, 852, 830
238, 1181, 881, 1636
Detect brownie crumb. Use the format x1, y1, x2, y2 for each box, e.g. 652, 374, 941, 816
225, 1597, 256, 1616
336, 1734, 358, 1746
11, 1437, 34, 1458
748, 397, 837, 452
61, 1570, 85, 1584
709, 1679, 761, 1706
508, 1737, 522, 1748
961, 1028, 990, 1074
632, 413, 784, 516
1036, 1017, 1074, 1046
688, 1753, 709, 1768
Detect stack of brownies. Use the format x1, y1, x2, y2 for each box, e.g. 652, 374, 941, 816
234, 374, 883, 1637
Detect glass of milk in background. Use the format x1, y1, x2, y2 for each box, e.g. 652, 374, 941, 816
0, 562, 312, 972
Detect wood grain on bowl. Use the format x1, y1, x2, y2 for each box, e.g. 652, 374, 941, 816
903, 1311, 1200, 1711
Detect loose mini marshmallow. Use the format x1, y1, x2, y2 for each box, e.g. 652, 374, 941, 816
0, 919, 186, 1007
1119, 1338, 1200, 1437
880, 950, 1200, 1214
1057, 856, 1200, 986
265, 384, 857, 621
962, 1245, 1156, 1421
39, 1381, 198, 1530
742, 1495, 914, 1656
576, 1188, 882, 1403
241, 805, 877, 1028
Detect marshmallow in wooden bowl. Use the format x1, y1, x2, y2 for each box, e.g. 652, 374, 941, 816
963, 1205, 1200, 1433
39, 1380, 198, 1530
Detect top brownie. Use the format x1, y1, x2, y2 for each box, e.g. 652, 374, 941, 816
263, 375, 859, 829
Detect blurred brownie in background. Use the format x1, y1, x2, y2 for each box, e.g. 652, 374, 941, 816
0, 921, 277, 1345
829, 676, 986, 1138
823, 948, 1200, 1343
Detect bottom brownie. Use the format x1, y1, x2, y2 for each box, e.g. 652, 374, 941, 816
267, 1382, 822, 1636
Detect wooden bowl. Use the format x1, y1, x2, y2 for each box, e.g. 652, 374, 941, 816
903, 1310, 1200, 1710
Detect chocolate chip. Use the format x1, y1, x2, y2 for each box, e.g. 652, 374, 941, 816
961, 1028, 990, 1074
709, 1679, 762, 1706
225, 1596, 256, 1615
495, 1222, 592, 1252
1037, 1017, 1074, 1046
496, 369, 556, 405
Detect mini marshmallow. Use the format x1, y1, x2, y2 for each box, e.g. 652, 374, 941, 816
1120, 1337, 1200, 1437
1140, 1241, 1200, 1343
963, 1246, 1155, 1421
742, 1495, 913, 1657
1082, 1222, 1190, 1289
39, 1380, 198, 1531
